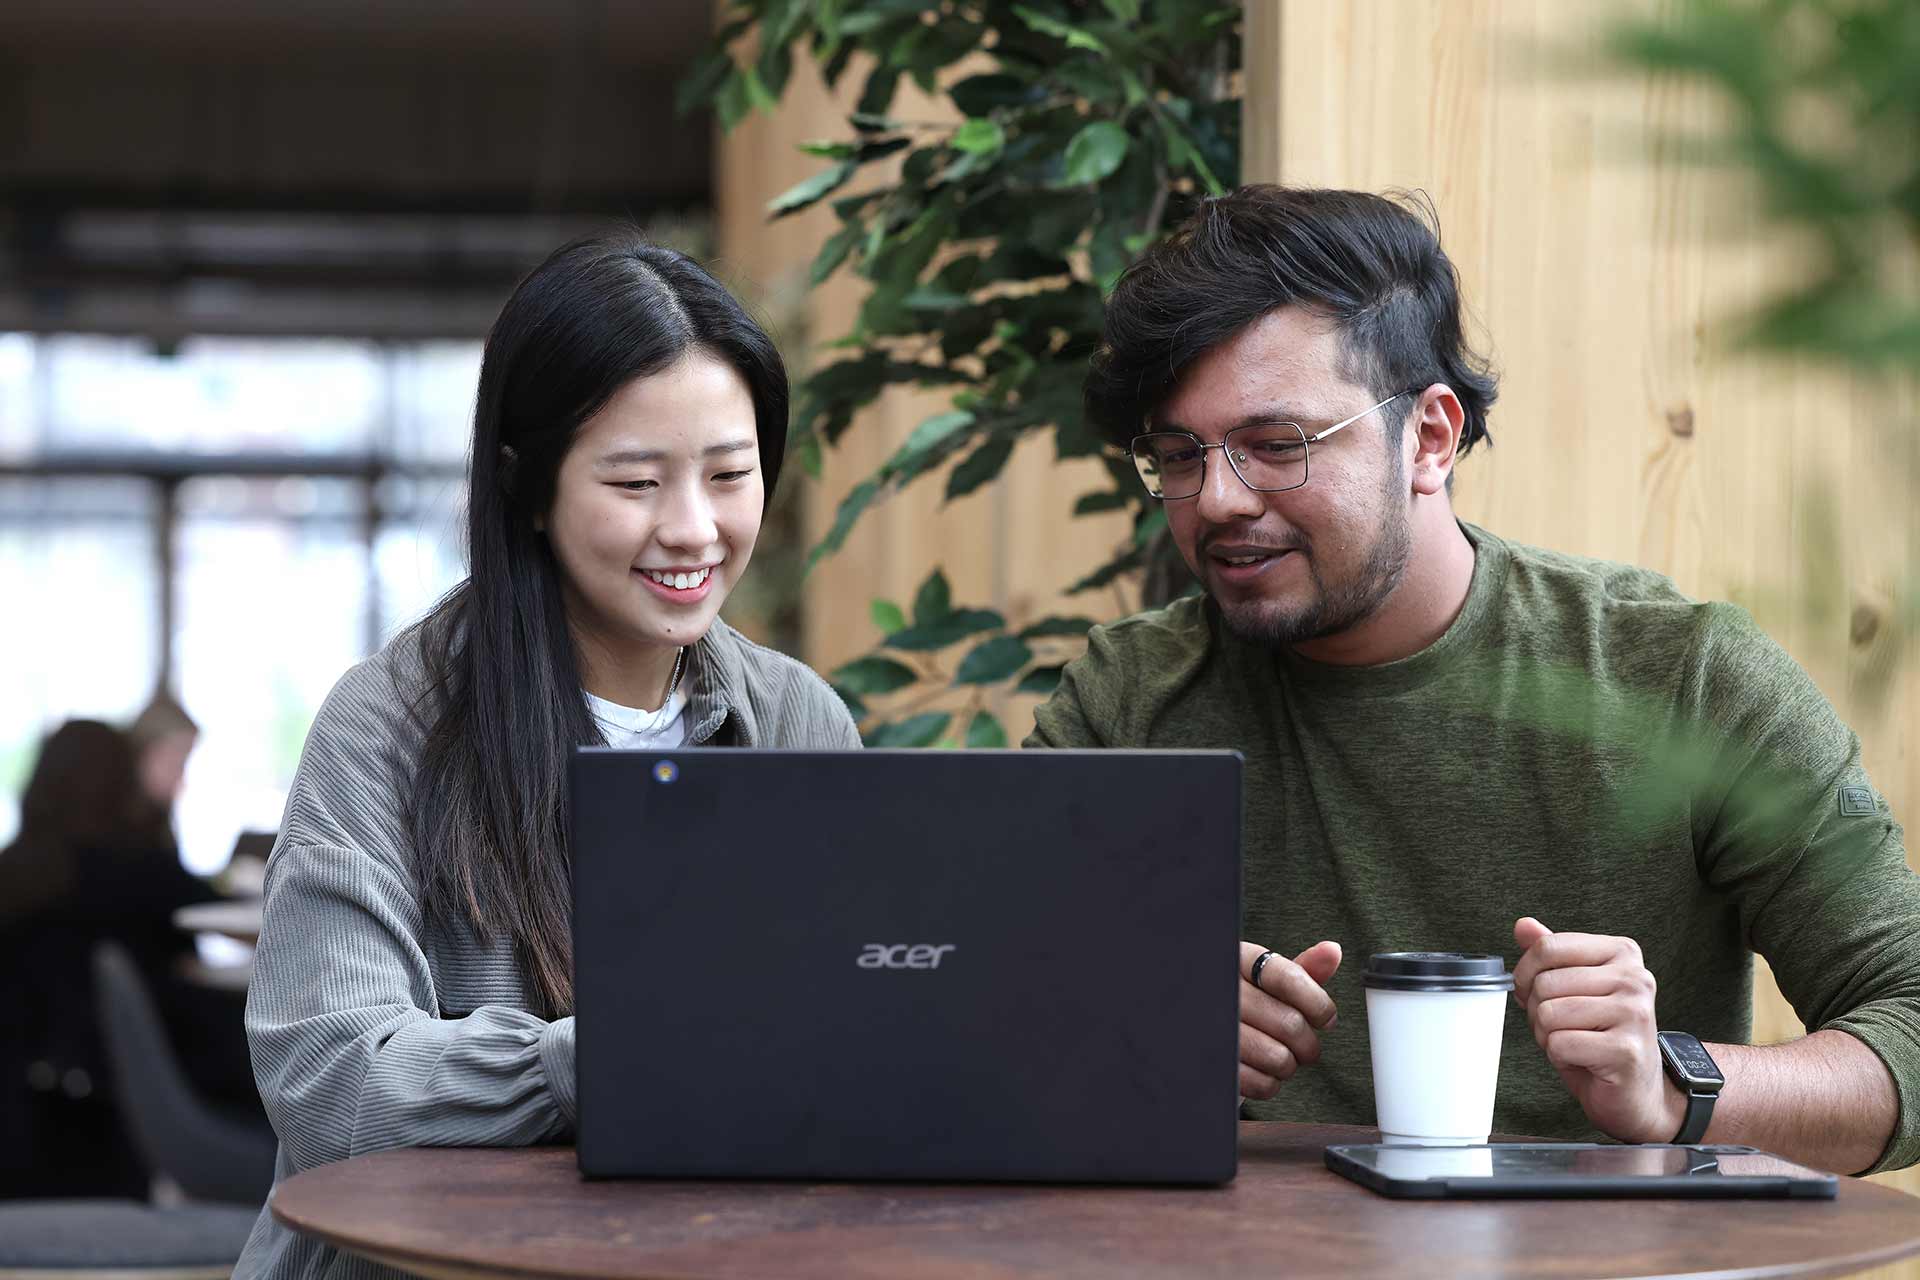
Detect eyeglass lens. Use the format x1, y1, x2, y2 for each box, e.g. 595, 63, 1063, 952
1129, 422, 1309, 499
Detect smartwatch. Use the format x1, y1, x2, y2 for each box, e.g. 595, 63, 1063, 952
1656, 1031, 1724, 1145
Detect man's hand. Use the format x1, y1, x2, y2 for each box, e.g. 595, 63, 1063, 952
1512, 917, 1683, 1143
1239, 939, 1340, 1100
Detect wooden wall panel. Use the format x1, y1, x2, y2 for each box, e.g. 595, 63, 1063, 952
1249, 0, 1919, 1242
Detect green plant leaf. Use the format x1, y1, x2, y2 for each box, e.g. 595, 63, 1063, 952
1069, 545, 1145, 594
866, 711, 951, 748
675, 49, 736, 119
946, 436, 1015, 500
1101, 0, 1141, 21
834, 684, 868, 720
955, 634, 1034, 684
951, 118, 1007, 154
832, 655, 920, 695
858, 64, 901, 116
814, 0, 844, 52
798, 138, 858, 159
886, 608, 1007, 651
761, 0, 808, 46
768, 160, 857, 217
742, 63, 778, 114
1062, 122, 1131, 186
904, 286, 971, 310
965, 710, 1009, 748
913, 568, 952, 624
1074, 490, 1130, 515
1012, 4, 1109, 53
1019, 615, 1097, 639
757, 40, 794, 101
1156, 111, 1225, 194
807, 476, 882, 571
796, 433, 823, 479
810, 221, 863, 286
715, 70, 752, 132
870, 598, 907, 634
950, 73, 1040, 117
891, 410, 975, 469
1054, 61, 1127, 104
1132, 505, 1169, 547
1015, 664, 1066, 696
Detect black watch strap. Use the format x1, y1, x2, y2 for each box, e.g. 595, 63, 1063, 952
1672, 1088, 1716, 1145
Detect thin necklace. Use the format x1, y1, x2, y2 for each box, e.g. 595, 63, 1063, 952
665, 646, 687, 700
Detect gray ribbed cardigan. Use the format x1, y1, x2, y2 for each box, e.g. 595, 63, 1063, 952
235, 619, 860, 1280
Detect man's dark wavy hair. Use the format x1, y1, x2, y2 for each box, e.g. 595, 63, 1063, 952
1085, 185, 1498, 451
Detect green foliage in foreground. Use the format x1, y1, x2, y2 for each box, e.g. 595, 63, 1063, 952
1607, 0, 1920, 374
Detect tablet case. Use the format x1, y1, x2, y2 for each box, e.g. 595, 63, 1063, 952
1324, 1143, 1838, 1199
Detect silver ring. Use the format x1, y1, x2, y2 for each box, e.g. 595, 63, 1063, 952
1250, 949, 1279, 992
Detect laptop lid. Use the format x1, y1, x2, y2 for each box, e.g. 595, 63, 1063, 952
571, 747, 1241, 1184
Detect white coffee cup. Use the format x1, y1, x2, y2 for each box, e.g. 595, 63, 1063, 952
1362, 952, 1513, 1146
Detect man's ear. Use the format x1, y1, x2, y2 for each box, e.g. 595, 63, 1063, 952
1408, 385, 1466, 497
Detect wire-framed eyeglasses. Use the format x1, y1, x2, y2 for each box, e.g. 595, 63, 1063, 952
1127, 391, 1412, 501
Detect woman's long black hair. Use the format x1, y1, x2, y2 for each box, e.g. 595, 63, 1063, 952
406, 233, 788, 1017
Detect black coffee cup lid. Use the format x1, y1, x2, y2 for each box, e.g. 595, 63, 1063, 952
1362, 952, 1514, 992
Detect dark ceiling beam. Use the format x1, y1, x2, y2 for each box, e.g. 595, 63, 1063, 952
0, 453, 464, 481
0, 181, 708, 219
8, 261, 532, 293
0, 287, 511, 340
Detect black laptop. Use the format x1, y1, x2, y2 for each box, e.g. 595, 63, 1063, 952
570, 747, 1241, 1184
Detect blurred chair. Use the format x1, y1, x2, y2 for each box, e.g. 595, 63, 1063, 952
0, 1200, 256, 1279
91, 944, 277, 1206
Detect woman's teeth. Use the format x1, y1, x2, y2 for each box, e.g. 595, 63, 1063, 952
643, 567, 711, 590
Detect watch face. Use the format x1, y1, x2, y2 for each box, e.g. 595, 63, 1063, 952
1659, 1032, 1724, 1089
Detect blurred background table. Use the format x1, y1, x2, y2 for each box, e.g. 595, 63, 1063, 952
171, 900, 263, 945
271, 1122, 1920, 1280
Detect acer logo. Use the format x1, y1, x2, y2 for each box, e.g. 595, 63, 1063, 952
857, 943, 957, 970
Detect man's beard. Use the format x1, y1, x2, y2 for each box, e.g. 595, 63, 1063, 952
1212, 471, 1413, 650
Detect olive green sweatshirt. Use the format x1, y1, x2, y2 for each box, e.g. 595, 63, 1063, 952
1028, 523, 1920, 1172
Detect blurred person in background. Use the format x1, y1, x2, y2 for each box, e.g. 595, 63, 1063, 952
237, 233, 860, 1280
0, 719, 217, 1197
127, 689, 199, 821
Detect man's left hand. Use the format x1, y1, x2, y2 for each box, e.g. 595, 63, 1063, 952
1511, 917, 1684, 1144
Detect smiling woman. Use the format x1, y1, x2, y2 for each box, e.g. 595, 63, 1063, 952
235, 234, 860, 1280
546, 355, 766, 706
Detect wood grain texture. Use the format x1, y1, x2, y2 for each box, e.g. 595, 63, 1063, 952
1247, 1, 1920, 1261
269, 1127, 1920, 1280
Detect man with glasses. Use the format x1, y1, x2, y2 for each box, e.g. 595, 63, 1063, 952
1029, 185, 1920, 1174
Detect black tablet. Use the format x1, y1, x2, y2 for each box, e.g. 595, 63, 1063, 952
1324, 1143, 1838, 1199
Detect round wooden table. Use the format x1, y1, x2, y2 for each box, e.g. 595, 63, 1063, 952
269, 1123, 1920, 1280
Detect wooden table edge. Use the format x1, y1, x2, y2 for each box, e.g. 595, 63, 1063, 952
283, 1231, 1920, 1280
267, 1140, 1920, 1280
270, 1199, 541, 1280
